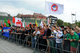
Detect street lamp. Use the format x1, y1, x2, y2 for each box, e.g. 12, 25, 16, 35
71, 13, 76, 25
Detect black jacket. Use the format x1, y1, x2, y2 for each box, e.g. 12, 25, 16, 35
46, 28, 51, 38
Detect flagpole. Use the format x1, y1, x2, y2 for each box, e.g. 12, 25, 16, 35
45, 0, 46, 13
45, 0, 48, 25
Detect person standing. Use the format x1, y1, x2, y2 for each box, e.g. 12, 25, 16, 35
46, 25, 51, 53
69, 30, 79, 53
39, 26, 45, 51
48, 26, 57, 53
21, 28, 26, 45
63, 29, 70, 53
32, 27, 40, 48
56, 27, 63, 53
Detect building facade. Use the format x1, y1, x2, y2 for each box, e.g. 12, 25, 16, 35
17, 13, 47, 25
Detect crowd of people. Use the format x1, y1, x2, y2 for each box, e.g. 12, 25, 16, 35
0, 22, 80, 53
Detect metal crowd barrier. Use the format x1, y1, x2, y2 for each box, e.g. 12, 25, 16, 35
9, 32, 32, 46
0, 32, 80, 53
78, 42, 80, 53
0, 32, 33, 47
33, 36, 79, 53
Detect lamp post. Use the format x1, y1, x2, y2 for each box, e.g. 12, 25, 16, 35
71, 13, 76, 25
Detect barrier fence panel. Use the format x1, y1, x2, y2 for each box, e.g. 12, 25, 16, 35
78, 42, 80, 53
33, 35, 79, 53
0, 32, 80, 53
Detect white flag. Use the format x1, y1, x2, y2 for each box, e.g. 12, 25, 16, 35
46, 2, 64, 14
40, 21, 43, 28
15, 17, 22, 26
23, 20, 25, 27
47, 18, 49, 25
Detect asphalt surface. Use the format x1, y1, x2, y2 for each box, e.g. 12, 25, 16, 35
0, 39, 33, 53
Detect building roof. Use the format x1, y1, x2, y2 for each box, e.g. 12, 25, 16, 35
17, 14, 34, 18
17, 13, 47, 19
0, 12, 9, 16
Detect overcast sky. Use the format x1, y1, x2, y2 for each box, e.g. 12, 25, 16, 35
0, 0, 80, 23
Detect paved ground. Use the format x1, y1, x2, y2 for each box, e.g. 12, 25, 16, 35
0, 39, 33, 53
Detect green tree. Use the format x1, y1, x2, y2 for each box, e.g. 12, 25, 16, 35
64, 22, 68, 26
57, 19, 63, 26
76, 21, 80, 27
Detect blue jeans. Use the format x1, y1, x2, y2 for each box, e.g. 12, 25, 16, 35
56, 43, 62, 53
32, 37, 36, 48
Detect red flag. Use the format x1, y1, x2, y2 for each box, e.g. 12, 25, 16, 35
25, 22, 27, 27
1, 21, 3, 27
12, 16, 15, 23
8, 19, 11, 24
4, 23, 6, 27
28, 24, 29, 27
21, 22, 23, 27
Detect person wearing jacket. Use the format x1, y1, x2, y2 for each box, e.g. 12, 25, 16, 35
69, 30, 79, 53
